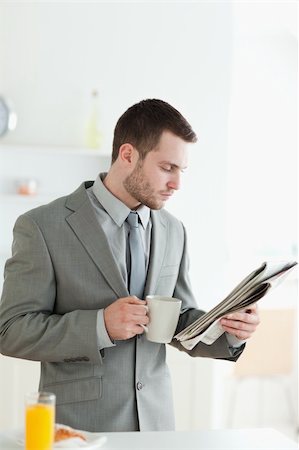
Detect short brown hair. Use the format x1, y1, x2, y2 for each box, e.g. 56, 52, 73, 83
111, 99, 197, 163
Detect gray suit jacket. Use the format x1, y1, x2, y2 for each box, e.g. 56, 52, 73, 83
0, 181, 243, 432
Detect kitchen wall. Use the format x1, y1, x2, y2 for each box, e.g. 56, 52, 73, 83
0, 1, 234, 306
0, 0, 297, 435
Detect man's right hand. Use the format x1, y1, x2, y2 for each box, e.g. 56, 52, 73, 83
103, 296, 149, 341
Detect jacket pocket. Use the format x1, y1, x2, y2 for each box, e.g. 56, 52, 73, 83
43, 377, 102, 405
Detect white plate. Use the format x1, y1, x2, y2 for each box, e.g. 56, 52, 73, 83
54, 431, 107, 449
2, 429, 107, 450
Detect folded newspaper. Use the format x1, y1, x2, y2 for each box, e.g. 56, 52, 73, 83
174, 261, 297, 350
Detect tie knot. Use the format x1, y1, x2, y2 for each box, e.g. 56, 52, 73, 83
126, 211, 139, 228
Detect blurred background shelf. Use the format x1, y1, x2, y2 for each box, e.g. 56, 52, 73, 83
0, 144, 110, 196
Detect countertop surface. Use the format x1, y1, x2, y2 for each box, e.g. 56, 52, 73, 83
0, 427, 298, 450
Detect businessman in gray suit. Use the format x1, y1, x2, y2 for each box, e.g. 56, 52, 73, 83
0, 99, 259, 432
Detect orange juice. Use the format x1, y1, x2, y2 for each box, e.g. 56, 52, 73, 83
25, 403, 55, 450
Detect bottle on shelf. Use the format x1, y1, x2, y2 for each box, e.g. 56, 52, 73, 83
84, 89, 102, 149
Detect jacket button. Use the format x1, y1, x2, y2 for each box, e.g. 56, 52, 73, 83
136, 382, 143, 391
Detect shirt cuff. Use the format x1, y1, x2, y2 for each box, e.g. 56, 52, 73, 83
226, 332, 247, 348
96, 309, 116, 350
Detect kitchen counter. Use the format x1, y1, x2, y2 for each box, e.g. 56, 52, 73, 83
0, 427, 298, 450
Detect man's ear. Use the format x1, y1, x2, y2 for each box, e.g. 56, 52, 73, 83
118, 143, 136, 165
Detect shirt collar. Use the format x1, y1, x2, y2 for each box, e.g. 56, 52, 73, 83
92, 173, 150, 229
135, 204, 151, 230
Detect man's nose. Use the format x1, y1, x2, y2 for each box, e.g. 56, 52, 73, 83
167, 173, 180, 191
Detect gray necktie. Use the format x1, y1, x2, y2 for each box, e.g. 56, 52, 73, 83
126, 211, 146, 299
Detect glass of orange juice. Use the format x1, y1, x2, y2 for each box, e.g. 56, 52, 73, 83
25, 392, 56, 450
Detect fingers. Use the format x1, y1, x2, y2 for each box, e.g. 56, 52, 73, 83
126, 295, 147, 305
135, 324, 148, 335
220, 304, 260, 340
222, 304, 259, 324
220, 321, 255, 340
221, 319, 256, 334
121, 298, 148, 319
104, 296, 149, 341
245, 303, 258, 314
124, 297, 149, 319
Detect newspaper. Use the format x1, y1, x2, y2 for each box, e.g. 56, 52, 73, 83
174, 261, 297, 350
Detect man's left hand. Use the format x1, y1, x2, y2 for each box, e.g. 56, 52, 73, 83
220, 303, 260, 341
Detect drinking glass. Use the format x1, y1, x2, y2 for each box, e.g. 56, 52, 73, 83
25, 392, 55, 450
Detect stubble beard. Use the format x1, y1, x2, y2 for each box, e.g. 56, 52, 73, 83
123, 162, 163, 210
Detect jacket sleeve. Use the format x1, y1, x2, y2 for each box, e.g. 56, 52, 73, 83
170, 224, 245, 361
0, 214, 103, 364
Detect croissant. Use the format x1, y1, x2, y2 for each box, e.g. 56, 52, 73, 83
54, 425, 86, 442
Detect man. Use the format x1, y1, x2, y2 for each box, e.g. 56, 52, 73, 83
0, 99, 259, 432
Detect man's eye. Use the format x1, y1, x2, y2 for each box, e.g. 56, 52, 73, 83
161, 166, 171, 172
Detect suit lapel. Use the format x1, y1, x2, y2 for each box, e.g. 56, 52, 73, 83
144, 210, 168, 296
65, 184, 128, 299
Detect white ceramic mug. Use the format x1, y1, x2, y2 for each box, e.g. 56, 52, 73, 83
142, 295, 182, 343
